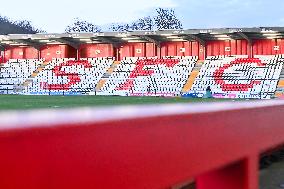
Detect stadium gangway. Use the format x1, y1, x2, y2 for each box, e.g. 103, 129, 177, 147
0, 100, 284, 189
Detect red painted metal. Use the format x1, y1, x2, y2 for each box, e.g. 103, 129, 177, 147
279, 39, 284, 54
272, 39, 278, 55
199, 45, 205, 60
268, 40, 273, 55
24, 47, 38, 59
145, 43, 156, 57
4, 47, 39, 60
196, 156, 259, 189
231, 40, 237, 55
66, 46, 77, 59
237, 40, 242, 55
160, 42, 201, 58
0, 101, 284, 189
241, 40, 248, 55
263, 40, 269, 55
176, 42, 184, 57
5, 48, 15, 60
252, 40, 276, 55
224, 40, 231, 56
119, 43, 157, 59
206, 42, 213, 56
219, 41, 225, 55
4, 46, 38, 60
161, 42, 171, 57
214, 42, 220, 55
257, 41, 263, 55
205, 40, 248, 57
4, 39, 284, 62
168, 42, 177, 56
133, 43, 146, 57
160, 43, 167, 57
184, 42, 192, 56
38, 45, 76, 61
192, 41, 199, 57
119, 44, 134, 58
79, 44, 114, 58
4, 47, 27, 59
252, 42, 258, 56
40, 45, 68, 61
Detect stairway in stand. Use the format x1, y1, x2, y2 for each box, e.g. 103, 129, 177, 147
15, 61, 50, 93
95, 61, 121, 91
182, 60, 203, 93
274, 63, 284, 98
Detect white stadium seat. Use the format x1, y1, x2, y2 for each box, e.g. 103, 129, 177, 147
190, 55, 284, 99
98, 56, 198, 96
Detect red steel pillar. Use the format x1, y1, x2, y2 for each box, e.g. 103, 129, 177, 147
196, 154, 259, 189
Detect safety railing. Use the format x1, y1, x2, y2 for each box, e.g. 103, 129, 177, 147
0, 100, 284, 189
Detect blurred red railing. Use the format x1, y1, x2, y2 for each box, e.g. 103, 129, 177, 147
0, 100, 283, 189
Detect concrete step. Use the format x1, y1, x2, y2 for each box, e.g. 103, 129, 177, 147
102, 75, 111, 79
275, 64, 284, 98
95, 61, 121, 91
31, 73, 39, 78
19, 61, 50, 90
96, 80, 107, 91
182, 70, 199, 93
192, 67, 201, 71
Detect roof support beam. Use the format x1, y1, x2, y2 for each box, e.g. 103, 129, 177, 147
55, 37, 80, 49
14, 39, 43, 50
185, 34, 206, 46
137, 35, 161, 48
95, 37, 123, 48
237, 32, 252, 45
237, 32, 253, 58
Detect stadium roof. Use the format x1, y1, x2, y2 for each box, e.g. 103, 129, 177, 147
1, 27, 284, 49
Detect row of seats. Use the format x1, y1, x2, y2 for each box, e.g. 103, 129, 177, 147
98, 56, 198, 96
0, 59, 44, 94
189, 55, 284, 99
1, 55, 283, 98
22, 58, 114, 94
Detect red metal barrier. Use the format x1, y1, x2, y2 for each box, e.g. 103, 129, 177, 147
1, 100, 284, 189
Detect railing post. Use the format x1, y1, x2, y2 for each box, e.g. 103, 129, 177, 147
196, 154, 259, 189
245, 154, 259, 189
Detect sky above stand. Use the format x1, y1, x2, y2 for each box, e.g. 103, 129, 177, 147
0, 0, 283, 32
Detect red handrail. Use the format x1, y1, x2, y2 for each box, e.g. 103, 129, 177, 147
0, 101, 283, 189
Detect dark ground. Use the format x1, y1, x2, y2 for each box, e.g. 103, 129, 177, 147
260, 161, 284, 189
